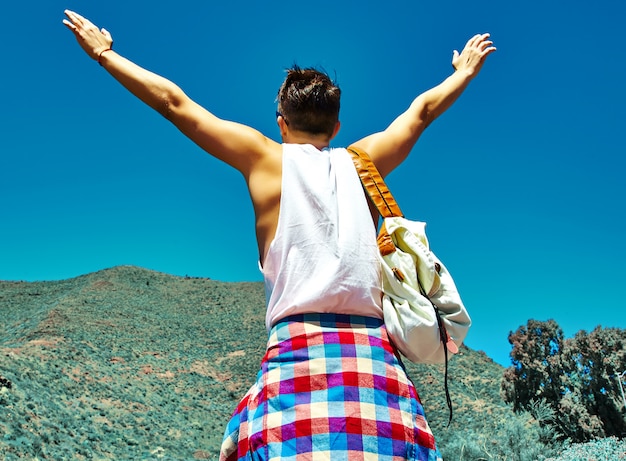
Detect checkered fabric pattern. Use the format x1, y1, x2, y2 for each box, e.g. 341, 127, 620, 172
220, 313, 442, 461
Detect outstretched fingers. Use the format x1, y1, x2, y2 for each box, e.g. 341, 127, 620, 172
474, 33, 496, 56
453, 33, 496, 72
63, 10, 82, 31
63, 10, 113, 61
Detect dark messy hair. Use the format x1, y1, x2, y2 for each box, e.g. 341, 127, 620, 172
276, 65, 341, 137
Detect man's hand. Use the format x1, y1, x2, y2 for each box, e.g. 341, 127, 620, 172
63, 10, 114, 61
452, 33, 496, 76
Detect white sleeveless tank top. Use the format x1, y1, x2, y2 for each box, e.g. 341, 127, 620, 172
261, 144, 383, 329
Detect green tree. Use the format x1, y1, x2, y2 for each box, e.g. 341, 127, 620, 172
502, 320, 626, 442
501, 319, 565, 411
559, 326, 626, 440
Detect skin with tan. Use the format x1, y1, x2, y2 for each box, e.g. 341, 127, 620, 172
63, 10, 495, 264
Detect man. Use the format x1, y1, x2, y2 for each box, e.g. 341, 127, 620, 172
64, 9, 494, 460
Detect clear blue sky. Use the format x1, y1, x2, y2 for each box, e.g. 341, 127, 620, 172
1, 1, 624, 366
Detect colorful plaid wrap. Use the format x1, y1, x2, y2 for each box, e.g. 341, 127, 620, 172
220, 313, 441, 461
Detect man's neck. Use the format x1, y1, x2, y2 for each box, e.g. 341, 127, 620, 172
282, 132, 331, 150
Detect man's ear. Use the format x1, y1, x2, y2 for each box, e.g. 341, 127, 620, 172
329, 121, 341, 140
277, 115, 289, 138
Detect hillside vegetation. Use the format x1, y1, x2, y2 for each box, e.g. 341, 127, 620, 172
0, 266, 622, 460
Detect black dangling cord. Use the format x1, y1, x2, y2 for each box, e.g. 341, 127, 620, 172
417, 278, 453, 426
434, 306, 453, 427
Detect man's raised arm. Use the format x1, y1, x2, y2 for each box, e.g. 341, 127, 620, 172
63, 10, 276, 176
352, 33, 496, 177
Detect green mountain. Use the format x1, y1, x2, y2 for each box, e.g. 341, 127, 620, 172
0, 266, 515, 460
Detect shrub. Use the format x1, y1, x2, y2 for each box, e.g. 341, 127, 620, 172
439, 409, 561, 461
544, 436, 626, 461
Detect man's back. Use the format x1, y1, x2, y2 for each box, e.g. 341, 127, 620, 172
261, 144, 383, 328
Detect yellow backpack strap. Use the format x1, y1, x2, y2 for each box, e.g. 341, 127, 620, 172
347, 146, 402, 256
347, 146, 403, 219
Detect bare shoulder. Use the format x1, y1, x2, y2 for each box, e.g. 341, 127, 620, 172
349, 133, 411, 178
248, 142, 282, 201
168, 96, 282, 175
